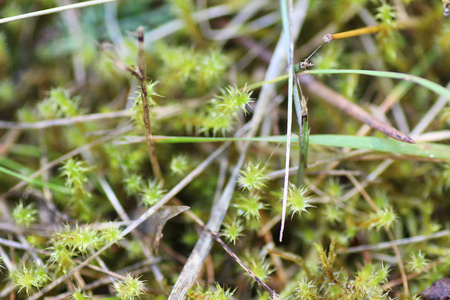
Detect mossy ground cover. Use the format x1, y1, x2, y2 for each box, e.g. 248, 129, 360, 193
0, 0, 449, 299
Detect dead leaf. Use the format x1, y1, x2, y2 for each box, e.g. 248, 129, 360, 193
142, 205, 189, 253
419, 278, 450, 300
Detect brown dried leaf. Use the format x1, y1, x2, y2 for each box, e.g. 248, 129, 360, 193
143, 205, 189, 253
419, 278, 450, 300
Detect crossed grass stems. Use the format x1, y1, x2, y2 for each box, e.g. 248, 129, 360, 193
23, 30, 447, 300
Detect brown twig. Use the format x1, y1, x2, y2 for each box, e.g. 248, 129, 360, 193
100, 28, 164, 184
262, 227, 287, 287
136, 26, 164, 184
298, 75, 415, 144
209, 229, 278, 299
0, 128, 21, 155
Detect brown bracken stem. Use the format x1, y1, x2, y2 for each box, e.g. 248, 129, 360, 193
298, 75, 415, 144
136, 26, 164, 185
99, 28, 163, 184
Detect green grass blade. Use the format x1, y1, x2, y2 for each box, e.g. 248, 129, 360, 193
309, 135, 450, 160
9, 144, 43, 158
298, 69, 450, 101
249, 67, 450, 103
0, 166, 70, 194
297, 118, 309, 186
150, 135, 450, 161
0, 157, 34, 175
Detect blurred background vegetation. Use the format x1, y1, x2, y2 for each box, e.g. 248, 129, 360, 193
0, 0, 449, 299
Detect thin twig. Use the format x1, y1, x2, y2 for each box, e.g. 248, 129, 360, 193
385, 227, 409, 294
211, 229, 278, 298
298, 75, 415, 143
0, 128, 21, 155
0, 110, 132, 129
136, 26, 163, 184
343, 229, 450, 253
102, 28, 164, 184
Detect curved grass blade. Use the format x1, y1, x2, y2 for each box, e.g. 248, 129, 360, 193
250, 67, 450, 103
297, 69, 450, 101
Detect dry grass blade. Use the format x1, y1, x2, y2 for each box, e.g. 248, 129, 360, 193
343, 229, 450, 253
279, 0, 297, 242
0, 0, 117, 24
208, 229, 278, 298
0, 111, 132, 129
168, 148, 248, 299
